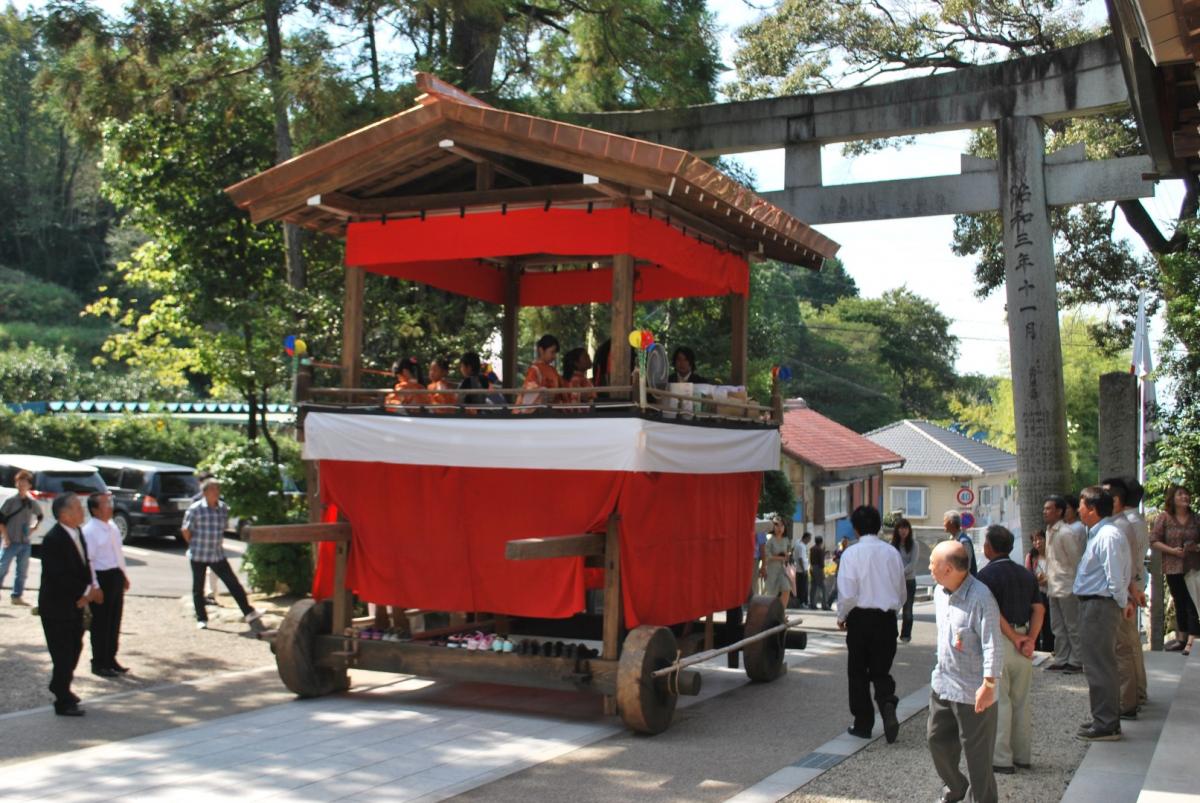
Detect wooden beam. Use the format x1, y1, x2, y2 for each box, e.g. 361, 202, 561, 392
475, 160, 495, 191
246, 522, 350, 544
440, 139, 531, 186
342, 266, 365, 389
355, 152, 462, 196
502, 262, 520, 388
730, 292, 748, 385
641, 198, 753, 254
332, 540, 351, 632
610, 254, 635, 394
505, 533, 605, 560
602, 513, 622, 716
307, 184, 608, 219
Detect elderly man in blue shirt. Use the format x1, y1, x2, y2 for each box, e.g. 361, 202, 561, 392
927, 539, 1002, 803
1073, 485, 1133, 741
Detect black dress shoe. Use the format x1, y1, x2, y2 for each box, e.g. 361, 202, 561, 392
1120, 709, 1138, 720
993, 765, 1015, 775
92, 667, 119, 678
55, 704, 85, 717
846, 726, 872, 739
1015, 762, 1032, 769
881, 701, 900, 743
1076, 725, 1120, 742
111, 663, 130, 674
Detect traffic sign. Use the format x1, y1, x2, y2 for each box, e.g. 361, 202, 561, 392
955, 487, 976, 506
960, 512, 976, 529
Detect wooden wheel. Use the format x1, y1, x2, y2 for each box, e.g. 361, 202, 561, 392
617, 625, 679, 735
276, 598, 350, 698
743, 595, 786, 682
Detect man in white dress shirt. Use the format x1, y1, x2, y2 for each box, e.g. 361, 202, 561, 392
82, 492, 131, 677
837, 505, 907, 742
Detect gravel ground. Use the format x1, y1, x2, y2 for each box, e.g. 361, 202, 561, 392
790, 664, 1091, 803
0, 592, 289, 715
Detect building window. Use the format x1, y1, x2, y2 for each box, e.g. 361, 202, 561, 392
824, 484, 849, 520
889, 486, 928, 519
980, 485, 994, 507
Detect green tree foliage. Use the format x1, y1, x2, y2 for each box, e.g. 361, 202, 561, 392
0, 8, 112, 291
950, 314, 1126, 489
759, 469, 796, 518
1148, 223, 1200, 500
0, 265, 82, 322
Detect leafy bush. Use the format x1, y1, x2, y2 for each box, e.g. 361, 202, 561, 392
0, 408, 241, 466
0, 343, 188, 403
0, 266, 82, 323
0, 321, 114, 358
758, 469, 796, 518
201, 439, 308, 594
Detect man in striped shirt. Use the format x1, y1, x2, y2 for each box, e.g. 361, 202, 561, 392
927, 540, 1002, 803
181, 479, 261, 630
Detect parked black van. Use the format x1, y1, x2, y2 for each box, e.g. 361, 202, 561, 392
83, 457, 200, 541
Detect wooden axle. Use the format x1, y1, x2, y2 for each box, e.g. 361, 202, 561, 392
650, 613, 802, 679
313, 634, 702, 698
245, 522, 351, 543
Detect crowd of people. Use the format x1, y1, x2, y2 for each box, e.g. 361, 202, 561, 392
12, 475, 262, 717
752, 475, 1193, 803
382, 337, 708, 412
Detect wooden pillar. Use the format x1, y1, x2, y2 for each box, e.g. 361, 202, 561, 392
332, 540, 351, 632
610, 254, 634, 395
997, 116, 1071, 540
602, 513, 622, 715
502, 263, 520, 388
730, 292, 748, 386
341, 266, 365, 390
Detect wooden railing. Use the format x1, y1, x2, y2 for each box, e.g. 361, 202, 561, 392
302, 382, 780, 425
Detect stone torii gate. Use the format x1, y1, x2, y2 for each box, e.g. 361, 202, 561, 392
583, 36, 1154, 538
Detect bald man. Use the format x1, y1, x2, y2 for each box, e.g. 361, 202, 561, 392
927, 541, 1003, 803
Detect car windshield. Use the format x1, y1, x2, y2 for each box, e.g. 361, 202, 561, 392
39, 472, 107, 495
158, 473, 199, 498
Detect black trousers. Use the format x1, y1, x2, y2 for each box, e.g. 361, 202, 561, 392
191, 559, 253, 622
41, 613, 84, 708
90, 568, 126, 670
810, 573, 828, 610
846, 607, 899, 732
1166, 573, 1200, 636
792, 570, 809, 608
900, 578, 917, 639
1035, 592, 1055, 652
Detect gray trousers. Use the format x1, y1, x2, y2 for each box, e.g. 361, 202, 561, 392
927, 691, 998, 803
1078, 597, 1121, 733
1049, 594, 1082, 666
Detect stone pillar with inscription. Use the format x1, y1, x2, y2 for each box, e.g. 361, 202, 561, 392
997, 116, 1072, 540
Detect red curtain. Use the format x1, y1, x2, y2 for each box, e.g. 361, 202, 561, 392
343, 207, 749, 306
313, 461, 760, 627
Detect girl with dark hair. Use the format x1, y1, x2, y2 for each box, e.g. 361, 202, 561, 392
427, 356, 455, 413
520, 334, 561, 410
561, 347, 593, 407
892, 518, 918, 642
458, 352, 487, 407
1026, 529, 1055, 652
1151, 484, 1200, 654
668, 346, 708, 384
385, 357, 423, 410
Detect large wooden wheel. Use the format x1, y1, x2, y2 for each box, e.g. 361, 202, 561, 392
617, 625, 679, 735
276, 599, 350, 698
742, 595, 786, 682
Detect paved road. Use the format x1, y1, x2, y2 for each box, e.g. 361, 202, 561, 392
5, 536, 248, 599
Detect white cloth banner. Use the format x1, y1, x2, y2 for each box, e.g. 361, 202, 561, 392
303, 412, 781, 474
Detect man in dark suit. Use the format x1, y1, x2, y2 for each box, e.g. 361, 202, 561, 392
38, 493, 100, 716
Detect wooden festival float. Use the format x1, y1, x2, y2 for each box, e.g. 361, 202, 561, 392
225, 75, 840, 734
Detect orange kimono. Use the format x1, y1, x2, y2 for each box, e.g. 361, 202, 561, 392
563, 374, 594, 407
427, 379, 455, 413
519, 361, 562, 410
385, 377, 425, 410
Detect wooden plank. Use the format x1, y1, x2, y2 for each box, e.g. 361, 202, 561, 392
502, 263, 520, 388
332, 541, 351, 632
309, 184, 605, 218
246, 522, 350, 544
439, 140, 531, 186
324, 636, 619, 695
354, 152, 462, 196
610, 254, 635, 396
641, 198, 753, 254
505, 533, 605, 560
475, 160, 495, 191
704, 613, 714, 651
730, 292, 748, 385
601, 513, 622, 715
342, 266, 365, 390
